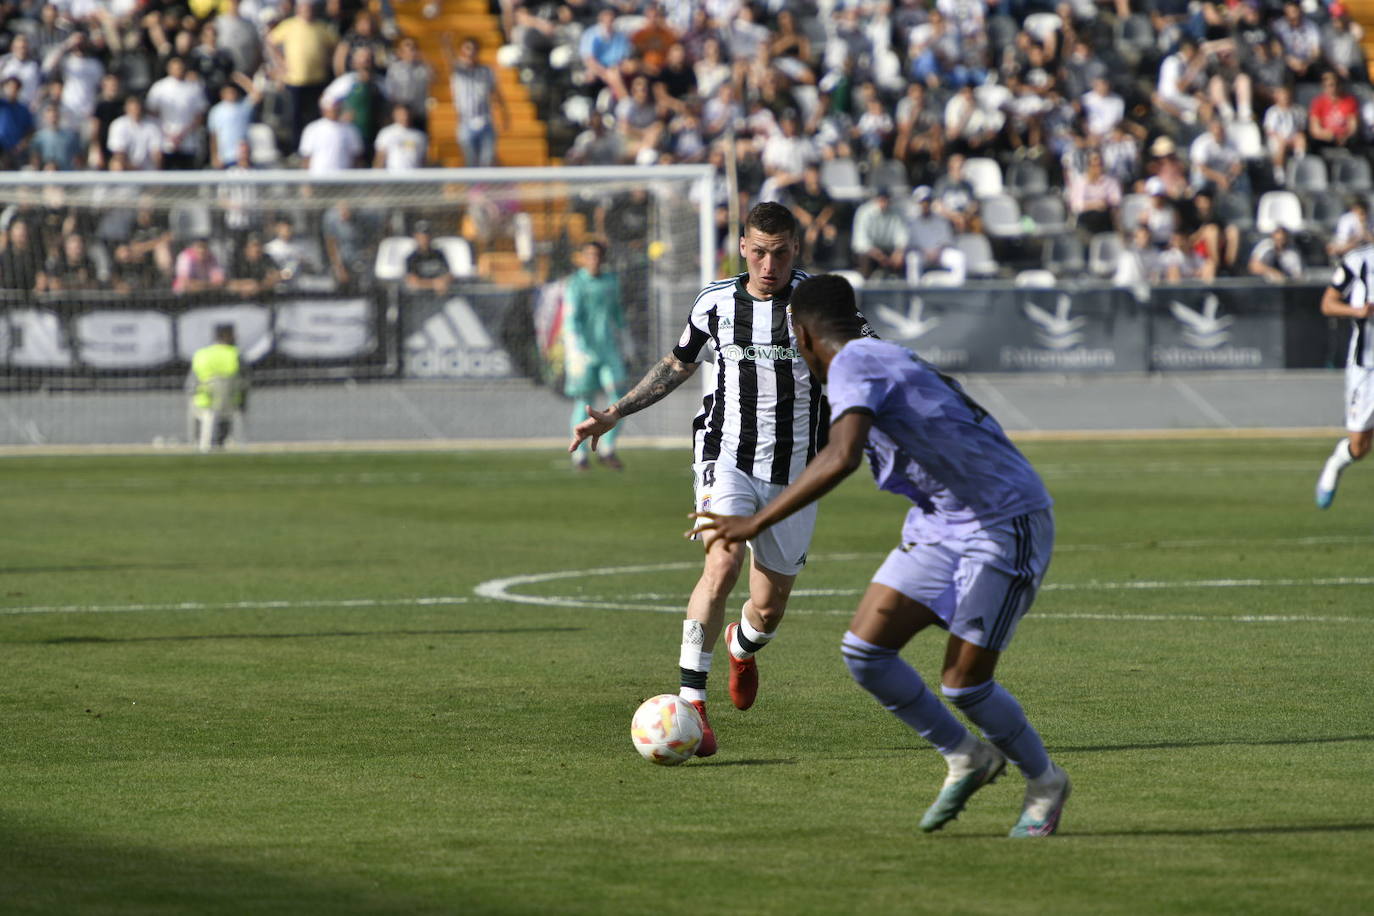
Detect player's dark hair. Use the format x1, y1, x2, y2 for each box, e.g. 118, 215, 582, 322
744, 201, 798, 239
790, 274, 866, 339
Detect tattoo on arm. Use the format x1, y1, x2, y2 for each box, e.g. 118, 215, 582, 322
612, 355, 697, 418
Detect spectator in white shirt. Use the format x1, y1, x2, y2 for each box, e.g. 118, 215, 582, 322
42, 31, 103, 123
106, 94, 163, 170
0, 35, 42, 110
1153, 37, 1206, 124
1247, 227, 1303, 281
1262, 84, 1306, 187
760, 110, 817, 197
146, 57, 209, 169
1080, 76, 1123, 141
1328, 197, 1373, 259
1188, 117, 1246, 195
298, 97, 363, 172
373, 103, 427, 170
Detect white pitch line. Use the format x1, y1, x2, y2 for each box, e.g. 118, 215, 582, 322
0, 596, 470, 617
473, 562, 1374, 622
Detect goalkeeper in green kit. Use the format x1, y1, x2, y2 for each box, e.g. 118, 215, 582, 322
564, 240, 629, 471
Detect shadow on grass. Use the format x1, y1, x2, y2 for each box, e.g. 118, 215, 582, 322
863, 734, 1374, 757
945, 822, 1374, 840
34, 627, 583, 646
0, 820, 442, 915
0, 563, 196, 574
691, 758, 800, 768
1055, 734, 1374, 752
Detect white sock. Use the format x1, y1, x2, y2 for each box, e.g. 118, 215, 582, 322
942, 731, 983, 765
729, 613, 775, 660
1320, 439, 1355, 490
678, 619, 711, 703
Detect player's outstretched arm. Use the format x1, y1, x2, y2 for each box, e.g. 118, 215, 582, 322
690, 411, 873, 547
568, 353, 699, 453
1320, 286, 1371, 319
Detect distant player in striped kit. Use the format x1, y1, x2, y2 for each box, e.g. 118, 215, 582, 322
1316, 242, 1374, 508
570, 202, 824, 756
694, 274, 1071, 837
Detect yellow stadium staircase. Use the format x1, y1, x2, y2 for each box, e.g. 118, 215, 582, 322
391, 0, 575, 285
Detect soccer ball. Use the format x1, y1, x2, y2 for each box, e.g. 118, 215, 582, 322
630, 694, 703, 766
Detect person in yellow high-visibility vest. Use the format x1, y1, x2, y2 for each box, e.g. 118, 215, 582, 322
187, 323, 248, 452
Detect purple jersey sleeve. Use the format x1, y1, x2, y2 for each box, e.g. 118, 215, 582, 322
825, 345, 888, 421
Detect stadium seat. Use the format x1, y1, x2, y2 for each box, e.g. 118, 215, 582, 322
980, 194, 1024, 237
1117, 193, 1150, 233
1088, 232, 1125, 277
987, 15, 1019, 53
1227, 120, 1264, 161
974, 83, 1012, 120
1331, 156, 1372, 193
1295, 81, 1322, 112
1116, 13, 1155, 55
1014, 269, 1058, 287
955, 232, 999, 278
919, 270, 962, 287
248, 123, 280, 166
561, 95, 592, 126
1025, 195, 1070, 234
513, 213, 534, 263
821, 158, 867, 202
1023, 13, 1063, 46
1286, 156, 1329, 193
962, 157, 1005, 199
1006, 160, 1049, 199
1256, 191, 1305, 233
374, 236, 417, 281
1215, 190, 1255, 230
434, 237, 475, 277
169, 204, 213, 241
548, 44, 576, 70
867, 158, 910, 195
1042, 233, 1085, 274
791, 84, 820, 123
873, 49, 905, 93
1303, 190, 1344, 231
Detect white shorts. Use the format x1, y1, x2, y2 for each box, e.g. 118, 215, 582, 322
872, 509, 1054, 652
1344, 365, 1374, 432
692, 460, 816, 576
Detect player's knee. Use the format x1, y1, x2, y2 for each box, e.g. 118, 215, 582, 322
1350, 434, 1373, 460
700, 545, 745, 594
841, 631, 897, 689
750, 599, 786, 630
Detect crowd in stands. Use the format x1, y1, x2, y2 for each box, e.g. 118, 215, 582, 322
515, 0, 1374, 285
3, 0, 1374, 296
0, 0, 438, 293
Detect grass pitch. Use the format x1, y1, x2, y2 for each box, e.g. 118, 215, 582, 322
2, 438, 1372, 914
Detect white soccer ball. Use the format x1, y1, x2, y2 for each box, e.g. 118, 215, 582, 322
630, 694, 703, 766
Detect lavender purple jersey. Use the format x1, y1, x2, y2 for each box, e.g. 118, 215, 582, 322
826, 338, 1052, 542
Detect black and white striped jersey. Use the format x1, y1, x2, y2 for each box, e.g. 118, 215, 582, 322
1330, 243, 1374, 369
672, 269, 824, 485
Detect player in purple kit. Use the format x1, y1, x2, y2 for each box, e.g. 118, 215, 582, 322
692, 274, 1070, 837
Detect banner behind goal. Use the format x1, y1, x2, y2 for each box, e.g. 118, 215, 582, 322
0, 165, 714, 448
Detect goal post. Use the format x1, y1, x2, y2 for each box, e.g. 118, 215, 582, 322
0, 165, 715, 449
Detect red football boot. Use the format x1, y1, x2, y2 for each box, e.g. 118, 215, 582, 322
724, 622, 759, 710
689, 700, 717, 757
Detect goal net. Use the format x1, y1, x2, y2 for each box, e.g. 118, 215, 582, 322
0, 165, 714, 449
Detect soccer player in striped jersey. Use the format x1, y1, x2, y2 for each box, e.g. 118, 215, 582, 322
1316, 243, 1374, 508
570, 202, 823, 756
693, 274, 1071, 837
